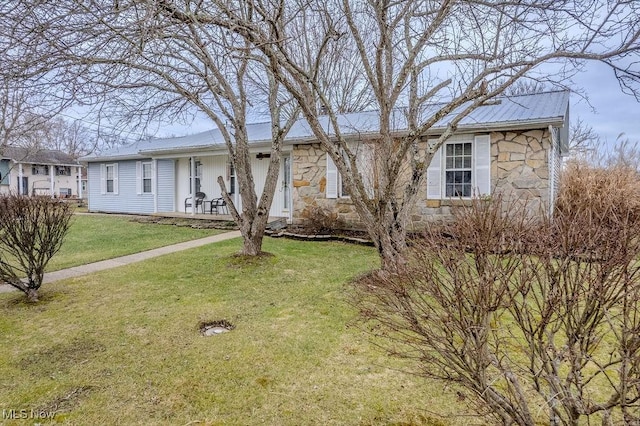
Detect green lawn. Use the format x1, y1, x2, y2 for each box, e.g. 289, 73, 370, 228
46, 214, 223, 271
0, 237, 474, 425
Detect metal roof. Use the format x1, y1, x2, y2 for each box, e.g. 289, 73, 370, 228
83, 90, 569, 162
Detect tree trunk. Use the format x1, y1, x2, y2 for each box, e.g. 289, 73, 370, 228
364, 211, 409, 271
239, 213, 269, 256
241, 231, 264, 256
26, 287, 39, 302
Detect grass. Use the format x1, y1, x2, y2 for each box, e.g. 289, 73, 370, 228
0, 237, 475, 425
46, 214, 223, 271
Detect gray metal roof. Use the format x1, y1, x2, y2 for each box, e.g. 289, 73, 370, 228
1, 146, 80, 166
83, 90, 569, 162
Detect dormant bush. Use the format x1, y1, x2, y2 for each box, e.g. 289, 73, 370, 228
355, 161, 640, 425
0, 195, 73, 301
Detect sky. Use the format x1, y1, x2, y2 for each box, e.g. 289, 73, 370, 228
149, 62, 639, 150
571, 62, 640, 147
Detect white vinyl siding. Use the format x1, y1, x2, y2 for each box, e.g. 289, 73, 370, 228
473, 134, 491, 196
549, 127, 561, 212
90, 161, 154, 214
156, 160, 175, 212
426, 134, 491, 199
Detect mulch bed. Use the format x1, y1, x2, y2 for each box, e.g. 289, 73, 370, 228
266, 226, 374, 246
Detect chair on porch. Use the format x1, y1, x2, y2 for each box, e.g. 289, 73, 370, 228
184, 192, 206, 213
209, 197, 228, 215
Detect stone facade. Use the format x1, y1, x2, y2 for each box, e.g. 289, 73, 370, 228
292, 129, 555, 230
292, 143, 363, 228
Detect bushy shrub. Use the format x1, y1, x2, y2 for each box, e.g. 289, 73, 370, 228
355, 162, 640, 425
0, 195, 73, 301
302, 205, 346, 234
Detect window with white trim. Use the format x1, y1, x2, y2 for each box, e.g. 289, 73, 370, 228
32, 165, 49, 175
142, 162, 152, 193
426, 135, 491, 199
106, 164, 115, 193
325, 144, 375, 200
326, 154, 351, 199
444, 142, 473, 197
55, 166, 71, 176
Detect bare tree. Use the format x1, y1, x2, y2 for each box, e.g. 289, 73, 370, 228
0, 83, 49, 150
1, 1, 301, 256
38, 118, 96, 159
207, 0, 640, 269
0, 195, 73, 302
355, 162, 640, 424
566, 117, 600, 160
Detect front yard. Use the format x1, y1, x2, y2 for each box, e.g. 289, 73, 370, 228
0, 233, 474, 425
46, 214, 223, 271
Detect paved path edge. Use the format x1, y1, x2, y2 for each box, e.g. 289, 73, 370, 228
0, 230, 241, 293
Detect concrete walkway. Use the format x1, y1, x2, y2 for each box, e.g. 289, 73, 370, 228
0, 230, 241, 293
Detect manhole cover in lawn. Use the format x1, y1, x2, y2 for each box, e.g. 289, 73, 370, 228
199, 319, 235, 336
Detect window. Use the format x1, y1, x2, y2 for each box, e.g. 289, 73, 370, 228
101, 163, 118, 194
228, 162, 236, 195
426, 135, 491, 200
135, 161, 153, 195
326, 151, 357, 199
55, 166, 71, 176
32, 165, 49, 175
106, 164, 115, 193
142, 162, 152, 193
339, 173, 349, 198
444, 142, 472, 197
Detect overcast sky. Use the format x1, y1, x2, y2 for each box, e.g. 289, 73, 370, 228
572, 62, 640, 148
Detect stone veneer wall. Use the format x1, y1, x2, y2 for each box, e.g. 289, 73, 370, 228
292, 143, 362, 228
292, 129, 553, 230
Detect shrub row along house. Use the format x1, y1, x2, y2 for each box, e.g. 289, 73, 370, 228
0, 146, 84, 198
82, 91, 569, 228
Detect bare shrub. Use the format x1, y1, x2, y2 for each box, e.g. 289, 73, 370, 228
355, 163, 640, 425
302, 206, 346, 234
0, 195, 73, 301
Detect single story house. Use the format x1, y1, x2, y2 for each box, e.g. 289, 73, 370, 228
0, 146, 84, 198
81, 90, 569, 228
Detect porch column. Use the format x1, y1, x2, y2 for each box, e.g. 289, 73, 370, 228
152, 159, 158, 213
18, 163, 23, 195
49, 165, 55, 198
77, 166, 82, 199
190, 156, 196, 215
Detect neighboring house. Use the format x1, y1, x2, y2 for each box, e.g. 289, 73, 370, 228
0, 147, 84, 198
81, 90, 569, 228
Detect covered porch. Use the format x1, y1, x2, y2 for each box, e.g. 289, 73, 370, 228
151, 146, 293, 222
